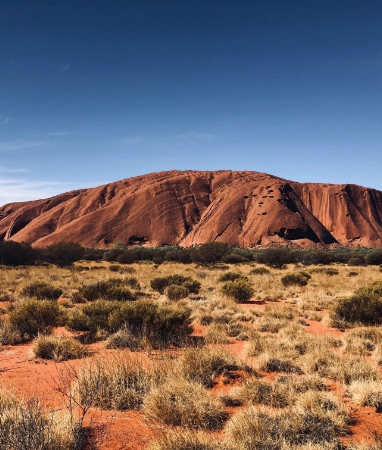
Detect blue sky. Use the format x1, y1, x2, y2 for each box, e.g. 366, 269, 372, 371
1, 0, 382, 205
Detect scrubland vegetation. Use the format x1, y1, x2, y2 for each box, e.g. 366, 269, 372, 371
1, 241, 382, 449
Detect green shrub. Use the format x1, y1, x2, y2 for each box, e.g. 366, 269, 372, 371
221, 279, 253, 302
33, 335, 88, 361
191, 242, 229, 263
334, 293, 382, 325
67, 300, 119, 332
150, 274, 200, 294
165, 249, 192, 263
260, 247, 295, 268
78, 279, 136, 301
165, 284, 189, 300
21, 282, 62, 300
365, 250, 382, 266
250, 267, 270, 275
109, 301, 192, 348
0, 241, 37, 266
281, 272, 311, 287
9, 300, 61, 340
42, 242, 84, 266
347, 257, 364, 266
310, 267, 339, 276
221, 253, 249, 264
218, 272, 248, 282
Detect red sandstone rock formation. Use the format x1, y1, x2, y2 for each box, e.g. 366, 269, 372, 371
1, 170, 382, 248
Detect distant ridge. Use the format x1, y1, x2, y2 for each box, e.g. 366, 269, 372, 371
1, 170, 382, 248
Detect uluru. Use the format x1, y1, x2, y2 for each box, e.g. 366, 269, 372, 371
1, 170, 382, 249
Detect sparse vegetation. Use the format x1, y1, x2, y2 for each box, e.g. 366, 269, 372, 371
1, 249, 382, 448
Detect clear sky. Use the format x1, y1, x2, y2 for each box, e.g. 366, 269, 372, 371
1, 0, 382, 205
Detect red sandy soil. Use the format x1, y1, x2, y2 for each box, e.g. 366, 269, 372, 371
1, 170, 382, 248
1, 302, 381, 448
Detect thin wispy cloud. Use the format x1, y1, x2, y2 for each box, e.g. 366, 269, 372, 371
0, 166, 28, 174
45, 131, 72, 136
0, 175, 83, 206
119, 136, 142, 146
57, 62, 71, 72
176, 132, 216, 140
0, 140, 46, 151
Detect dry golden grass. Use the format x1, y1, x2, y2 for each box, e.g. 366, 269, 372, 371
1, 260, 382, 448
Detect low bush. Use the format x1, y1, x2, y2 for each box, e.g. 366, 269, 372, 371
218, 272, 248, 282
144, 378, 227, 429
191, 242, 229, 264
259, 247, 295, 268
365, 250, 382, 266
10, 300, 61, 340
310, 267, 339, 276
334, 292, 382, 325
221, 253, 249, 264
78, 279, 136, 301
150, 274, 200, 295
281, 272, 311, 287
33, 335, 88, 361
109, 301, 192, 348
42, 242, 85, 267
347, 257, 364, 266
250, 267, 270, 275
0, 241, 37, 266
21, 282, 62, 300
66, 300, 119, 332
165, 284, 189, 300
221, 279, 253, 302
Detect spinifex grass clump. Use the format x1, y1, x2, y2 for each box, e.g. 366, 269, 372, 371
0, 388, 81, 450
179, 347, 244, 388
144, 378, 228, 429
73, 354, 152, 410
33, 335, 88, 361
21, 282, 62, 300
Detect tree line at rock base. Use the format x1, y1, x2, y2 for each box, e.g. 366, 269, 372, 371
1, 240, 382, 268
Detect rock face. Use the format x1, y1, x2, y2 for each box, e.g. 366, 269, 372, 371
1, 170, 382, 248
